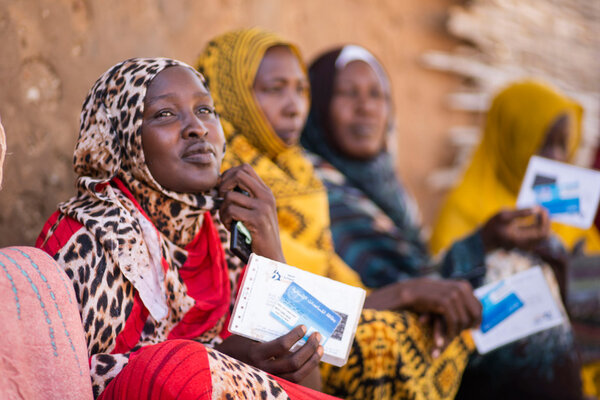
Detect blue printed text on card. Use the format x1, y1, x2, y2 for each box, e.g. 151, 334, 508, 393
270, 282, 341, 345
533, 182, 580, 216
479, 281, 524, 333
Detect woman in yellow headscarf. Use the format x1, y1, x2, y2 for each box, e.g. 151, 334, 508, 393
430, 80, 600, 398
197, 28, 483, 400
430, 80, 600, 255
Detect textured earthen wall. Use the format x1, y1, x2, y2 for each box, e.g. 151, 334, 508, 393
0, 0, 470, 246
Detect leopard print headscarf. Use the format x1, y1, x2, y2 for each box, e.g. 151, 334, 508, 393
59, 58, 222, 320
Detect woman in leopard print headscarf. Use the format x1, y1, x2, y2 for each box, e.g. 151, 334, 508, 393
36, 57, 339, 400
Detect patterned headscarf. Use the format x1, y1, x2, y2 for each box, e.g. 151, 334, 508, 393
302, 45, 421, 231
197, 28, 306, 159
197, 28, 363, 286
430, 80, 600, 254
56, 58, 224, 320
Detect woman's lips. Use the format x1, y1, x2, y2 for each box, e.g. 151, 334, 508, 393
276, 128, 301, 145
349, 123, 377, 137
182, 144, 215, 164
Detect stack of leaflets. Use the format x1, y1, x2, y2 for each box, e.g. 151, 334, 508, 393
229, 254, 366, 367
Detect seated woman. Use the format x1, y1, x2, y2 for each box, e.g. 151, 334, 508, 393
35, 58, 339, 400
302, 45, 554, 289
195, 28, 494, 400
430, 80, 600, 398
0, 117, 93, 398
431, 81, 600, 255
301, 47, 585, 399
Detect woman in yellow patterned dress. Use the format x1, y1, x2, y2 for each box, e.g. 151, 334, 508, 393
195, 28, 486, 400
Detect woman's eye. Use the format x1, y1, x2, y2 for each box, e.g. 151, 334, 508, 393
297, 84, 308, 94
197, 106, 215, 115
335, 88, 358, 98
370, 89, 385, 99
156, 110, 174, 118
265, 86, 284, 94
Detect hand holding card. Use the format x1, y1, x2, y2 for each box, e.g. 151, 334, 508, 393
230, 254, 366, 366
270, 282, 341, 346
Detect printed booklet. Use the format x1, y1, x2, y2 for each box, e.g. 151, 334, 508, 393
471, 266, 564, 354
229, 254, 366, 367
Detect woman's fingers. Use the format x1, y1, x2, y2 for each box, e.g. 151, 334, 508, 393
257, 325, 306, 360
219, 164, 272, 200
484, 207, 551, 250
431, 318, 446, 359
268, 332, 322, 376
456, 280, 483, 328
438, 295, 459, 338
279, 342, 323, 383
218, 167, 254, 198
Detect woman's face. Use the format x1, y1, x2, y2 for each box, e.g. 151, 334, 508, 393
538, 114, 570, 162
253, 45, 309, 146
328, 60, 388, 160
141, 66, 225, 193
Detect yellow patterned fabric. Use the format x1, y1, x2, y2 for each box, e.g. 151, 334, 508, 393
197, 28, 363, 288
197, 27, 474, 399
321, 310, 474, 400
431, 80, 600, 255
582, 362, 600, 399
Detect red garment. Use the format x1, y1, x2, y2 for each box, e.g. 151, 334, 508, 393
37, 179, 337, 400
37, 178, 231, 353
98, 339, 339, 400
98, 340, 212, 400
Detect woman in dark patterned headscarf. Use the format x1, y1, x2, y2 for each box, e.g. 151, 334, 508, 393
302, 46, 584, 400
36, 57, 337, 400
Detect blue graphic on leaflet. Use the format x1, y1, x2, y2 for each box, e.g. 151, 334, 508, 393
270, 282, 341, 345
479, 281, 524, 334
533, 182, 580, 216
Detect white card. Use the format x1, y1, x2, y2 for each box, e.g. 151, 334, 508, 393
516, 156, 600, 229
471, 266, 564, 354
229, 254, 366, 367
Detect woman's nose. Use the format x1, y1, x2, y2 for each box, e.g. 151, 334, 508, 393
356, 93, 378, 115
182, 113, 209, 139
282, 91, 304, 118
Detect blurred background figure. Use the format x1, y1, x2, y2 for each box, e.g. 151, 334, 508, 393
431, 80, 600, 399
431, 80, 599, 255
302, 46, 586, 400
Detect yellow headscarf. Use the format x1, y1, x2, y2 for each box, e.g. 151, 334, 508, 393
430, 80, 600, 255
196, 28, 363, 287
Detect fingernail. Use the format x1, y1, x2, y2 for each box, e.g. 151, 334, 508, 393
432, 349, 440, 359
317, 346, 324, 357
436, 336, 444, 347
299, 325, 307, 334
315, 332, 322, 343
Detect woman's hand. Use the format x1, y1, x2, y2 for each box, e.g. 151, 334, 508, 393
364, 278, 482, 351
218, 164, 285, 263
481, 207, 550, 252
214, 326, 324, 383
